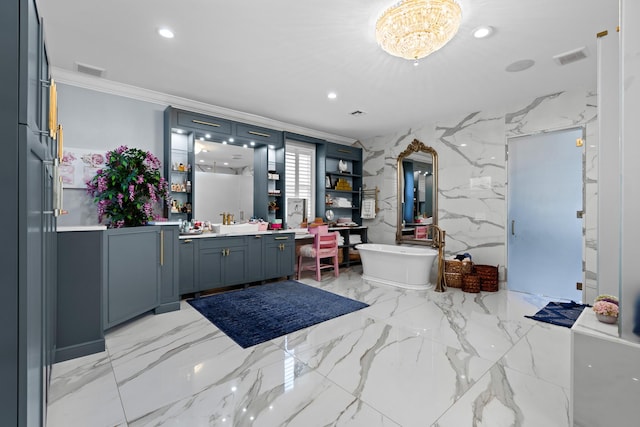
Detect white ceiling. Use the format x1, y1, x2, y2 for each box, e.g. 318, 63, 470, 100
37, 0, 618, 141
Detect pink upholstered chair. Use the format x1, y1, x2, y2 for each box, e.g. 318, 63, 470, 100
297, 229, 340, 281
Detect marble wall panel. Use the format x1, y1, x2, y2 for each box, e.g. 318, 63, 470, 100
360, 89, 598, 289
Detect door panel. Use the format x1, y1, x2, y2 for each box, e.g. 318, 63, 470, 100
507, 128, 583, 301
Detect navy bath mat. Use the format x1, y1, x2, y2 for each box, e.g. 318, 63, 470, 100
188, 280, 369, 348
525, 301, 590, 328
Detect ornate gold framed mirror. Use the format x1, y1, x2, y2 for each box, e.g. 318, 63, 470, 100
396, 139, 438, 245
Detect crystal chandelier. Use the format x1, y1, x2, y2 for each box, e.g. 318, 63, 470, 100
375, 0, 462, 61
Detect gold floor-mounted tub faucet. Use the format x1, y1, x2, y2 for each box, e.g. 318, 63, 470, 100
429, 224, 447, 292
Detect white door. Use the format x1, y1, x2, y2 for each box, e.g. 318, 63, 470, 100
507, 128, 583, 301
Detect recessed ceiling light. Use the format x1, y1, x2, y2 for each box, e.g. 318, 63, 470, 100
158, 28, 175, 39
243, 144, 248, 148
327, 92, 337, 100
176, 129, 183, 134
202, 149, 208, 153
268, 145, 275, 149
472, 26, 494, 39
506, 59, 535, 72
223, 162, 229, 166
229, 138, 235, 142
205, 133, 211, 139
199, 159, 204, 163
460, 143, 467, 147
222, 141, 227, 145
198, 137, 204, 141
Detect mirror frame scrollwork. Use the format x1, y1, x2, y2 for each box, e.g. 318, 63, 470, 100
395, 139, 438, 245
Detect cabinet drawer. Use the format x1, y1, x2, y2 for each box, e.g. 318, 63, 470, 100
326, 143, 361, 161
236, 123, 283, 146
198, 236, 245, 250
177, 111, 233, 135
262, 233, 294, 244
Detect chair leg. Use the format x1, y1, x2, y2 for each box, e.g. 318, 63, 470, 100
333, 255, 339, 277
316, 257, 321, 281
297, 255, 302, 280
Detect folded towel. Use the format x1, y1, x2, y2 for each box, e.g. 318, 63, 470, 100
361, 198, 376, 219
349, 235, 362, 244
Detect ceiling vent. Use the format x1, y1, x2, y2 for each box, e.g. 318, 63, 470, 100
553, 47, 588, 66
75, 62, 106, 77
350, 110, 366, 116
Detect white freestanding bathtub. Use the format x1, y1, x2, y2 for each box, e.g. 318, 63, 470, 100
355, 243, 438, 290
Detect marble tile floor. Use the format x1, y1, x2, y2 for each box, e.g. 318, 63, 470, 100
47, 266, 572, 427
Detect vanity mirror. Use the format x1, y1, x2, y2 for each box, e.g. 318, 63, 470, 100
396, 139, 438, 245
193, 138, 255, 222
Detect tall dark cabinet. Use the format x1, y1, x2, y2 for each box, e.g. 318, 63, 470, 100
2, 0, 57, 426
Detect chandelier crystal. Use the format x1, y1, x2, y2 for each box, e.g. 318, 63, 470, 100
375, 0, 462, 61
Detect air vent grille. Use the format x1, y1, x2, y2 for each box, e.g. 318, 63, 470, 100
76, 62, 106, 77
553, 47, 588, 66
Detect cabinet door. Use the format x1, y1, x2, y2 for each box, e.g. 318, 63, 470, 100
179, 239, 196, 294
223, 246, 247, 286
246, 235, 264, 282
157, 227, 180, 312
104, 228, 161, 329
326, 142, 361, 161
198, 247, 225, 291
264, 234, 294, 279
176, 110, 233, 135
236, 123, 283, 146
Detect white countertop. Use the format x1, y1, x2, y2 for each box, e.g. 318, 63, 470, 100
57, 225, 107, 232
179, 230, 307, 239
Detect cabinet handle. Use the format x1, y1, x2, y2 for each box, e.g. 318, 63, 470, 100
226, 248, 230, 256
248, 130, 270, 138
337, 148, 352, 154
221, 249, 226, 256
274, 236, 289, 240
160, 230, 164, 266
254, 235, 262, 238
183, 239, 193, 243
192, 119, 221, 128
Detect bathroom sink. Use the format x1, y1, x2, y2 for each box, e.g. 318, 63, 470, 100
212, 223, 260, 234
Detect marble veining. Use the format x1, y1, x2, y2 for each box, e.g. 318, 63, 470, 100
48, 267, 574, 427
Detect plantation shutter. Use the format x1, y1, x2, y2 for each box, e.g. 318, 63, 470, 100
285, 140, 316, 221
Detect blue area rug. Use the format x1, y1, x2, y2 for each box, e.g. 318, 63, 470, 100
525, 301, 590, 328
188, 280, 369, 348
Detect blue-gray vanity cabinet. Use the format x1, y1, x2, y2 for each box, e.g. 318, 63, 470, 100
179, 238, 196, 294
156, 226, 180, 314
263, 233, 295, 280
103, 227, 162, 329
198, 236, 247, 290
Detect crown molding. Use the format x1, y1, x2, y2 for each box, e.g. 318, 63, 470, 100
51, 67, 356, 145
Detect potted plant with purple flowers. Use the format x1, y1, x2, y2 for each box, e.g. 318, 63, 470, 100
86, 146, 170, 228
593, 294, 619, 324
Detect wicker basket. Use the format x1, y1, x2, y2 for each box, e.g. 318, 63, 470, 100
462, 274, 481, 293
475, 264, 499, 292
445, 260, 473, 275
445, 272, 463, 288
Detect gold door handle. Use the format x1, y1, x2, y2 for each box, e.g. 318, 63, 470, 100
221, 249, 226, 256
226, 248, 230, 256
274, 236, 289, 240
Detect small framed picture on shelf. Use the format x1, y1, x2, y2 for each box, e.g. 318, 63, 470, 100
325, 175, 332, 188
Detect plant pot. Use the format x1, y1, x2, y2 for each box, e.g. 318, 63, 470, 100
596, 313, 618, 324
